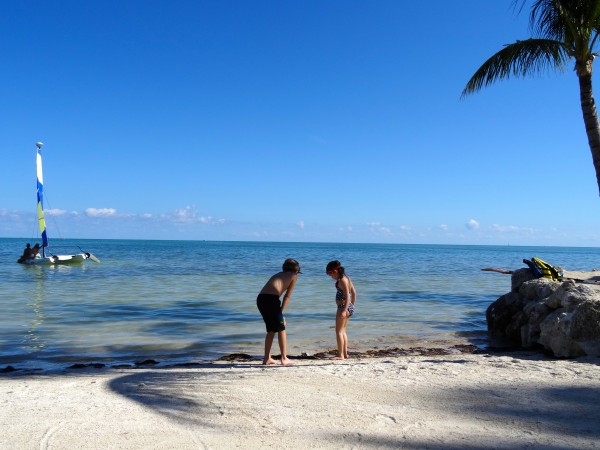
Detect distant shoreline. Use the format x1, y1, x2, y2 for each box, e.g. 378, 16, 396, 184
3, 236, 600, 249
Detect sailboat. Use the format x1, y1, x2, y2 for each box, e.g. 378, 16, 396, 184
17, 142, 100, 265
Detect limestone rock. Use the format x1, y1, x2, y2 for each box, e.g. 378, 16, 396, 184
518, 277, 559, 300
487, 270, 600, 357
510, 268, 536, 292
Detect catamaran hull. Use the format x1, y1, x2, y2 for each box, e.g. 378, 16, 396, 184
18, 253, 89, 265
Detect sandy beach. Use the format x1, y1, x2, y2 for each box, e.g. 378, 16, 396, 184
2, 350, 600, 449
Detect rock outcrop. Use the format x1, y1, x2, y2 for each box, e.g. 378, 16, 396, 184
487, 268, 600, 357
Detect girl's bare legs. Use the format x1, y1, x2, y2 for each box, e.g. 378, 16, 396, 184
335, 314, 347, 359
342, 317, 350, 358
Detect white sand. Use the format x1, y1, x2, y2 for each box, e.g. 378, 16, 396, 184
563, 269, 600, 283
2, 352, 600, 449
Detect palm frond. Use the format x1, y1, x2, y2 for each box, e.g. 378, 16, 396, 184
532, 1, 600, 45
462, 38, 568, 97
530, 0, 563, 40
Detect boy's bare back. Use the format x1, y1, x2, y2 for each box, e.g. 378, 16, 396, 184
259, 271, 297, 297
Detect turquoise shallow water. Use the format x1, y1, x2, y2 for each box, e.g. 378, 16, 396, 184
1, 238, 599, 370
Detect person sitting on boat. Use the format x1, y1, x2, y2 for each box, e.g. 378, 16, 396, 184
31, 243, 41, 258
18, 243, 33, 263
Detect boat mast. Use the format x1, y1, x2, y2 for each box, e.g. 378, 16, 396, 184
36, 142, 48, 257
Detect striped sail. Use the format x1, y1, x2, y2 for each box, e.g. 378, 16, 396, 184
36, 147, 48, 248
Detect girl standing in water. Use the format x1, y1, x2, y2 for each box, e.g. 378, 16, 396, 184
326, 260, 357, 359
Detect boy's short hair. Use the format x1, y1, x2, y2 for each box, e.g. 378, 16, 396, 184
282, 258, 300, 273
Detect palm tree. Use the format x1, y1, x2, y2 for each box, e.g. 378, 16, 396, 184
462, 0, 600, 195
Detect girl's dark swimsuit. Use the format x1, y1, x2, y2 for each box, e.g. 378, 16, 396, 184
335, 281, 354, 317
257, 293, 285, 332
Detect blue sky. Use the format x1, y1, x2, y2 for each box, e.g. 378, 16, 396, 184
1, 1, 600, 246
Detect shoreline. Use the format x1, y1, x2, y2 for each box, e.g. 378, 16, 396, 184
2, 350, 599, 449
1, 342, 490, 375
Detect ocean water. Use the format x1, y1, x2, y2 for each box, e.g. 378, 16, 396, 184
1, 238, 599, 370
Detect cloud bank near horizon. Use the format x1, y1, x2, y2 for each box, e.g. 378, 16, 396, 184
0, 206, 598, 246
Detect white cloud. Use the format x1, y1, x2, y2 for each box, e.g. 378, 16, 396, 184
466, 219, 480, 230
172, 206, 225, 225
199, 216, 225, 224
86, 208, 117, 217
174, 206, 195, 221
367, 221, 394, 236
491, 224, 535, 234
45, 208, 67, 216
0, 208, 20, 218
5, 203, 596, 246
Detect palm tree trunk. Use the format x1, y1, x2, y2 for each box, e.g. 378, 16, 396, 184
578, 72, 600, 196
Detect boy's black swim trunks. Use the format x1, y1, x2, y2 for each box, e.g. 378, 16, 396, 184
257, 293, 285, 332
